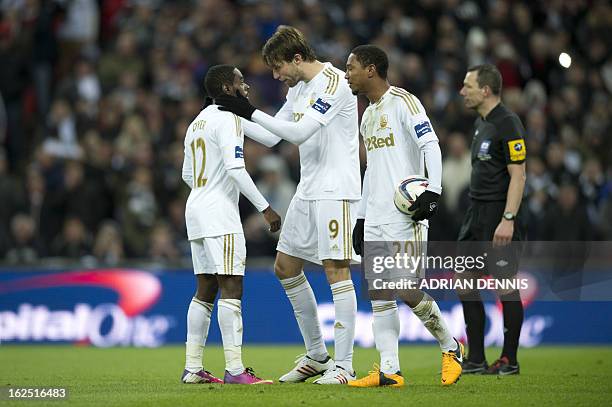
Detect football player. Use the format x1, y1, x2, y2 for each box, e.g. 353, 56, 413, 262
216, 26, 360, 385
344, 45, 464, 387
181, 64, 280, 385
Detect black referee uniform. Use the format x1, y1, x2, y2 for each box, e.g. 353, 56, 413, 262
458, 102, 526, 372
459, 102, 526, 244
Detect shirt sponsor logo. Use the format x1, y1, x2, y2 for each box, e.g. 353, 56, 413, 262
478, 139, 492, 160
508, 139, 526, 161
365, 133, 395, 151
312, 98, 331, 114
235, 146, 244, 158
414, 121, 433, 138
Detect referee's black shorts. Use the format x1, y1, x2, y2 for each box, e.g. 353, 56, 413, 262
457, 200, 523, 279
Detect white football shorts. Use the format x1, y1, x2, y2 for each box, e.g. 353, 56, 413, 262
190, 233, 246, 276
363, 222, 428, 281
364, 221, 428, 244
277, 197, 360, 265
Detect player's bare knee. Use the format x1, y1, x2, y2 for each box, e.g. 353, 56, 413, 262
369, 288, 395, 301
274, 260, 300, 280
398, 288, 424, 307
323, 260, 350, 284
217, 275, 243, 299
274, 253, 304, 280
195, 275, 218, 303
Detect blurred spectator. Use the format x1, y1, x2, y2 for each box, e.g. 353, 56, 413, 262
255, 155, 296, 219
30, 0, 62, 120
149, 222, 180, 261
93, 220, 124, 265
56, 58, 101, 116
42, 99, 82, 159
50, 217, 93, 258
6, 213, 40, 264
441, 132, 471, 213
541, 182, 592, 241
119, 166, 158, 257
0, 147, 26, 254
579, 157, 609, 239
57, 0, 99, 78
98, 30, 143, 90
0, 10, 29, 169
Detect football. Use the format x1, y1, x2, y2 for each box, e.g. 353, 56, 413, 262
393, 176, 429, 215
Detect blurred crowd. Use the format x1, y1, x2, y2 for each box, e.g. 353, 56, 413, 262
0, 0, 610, 264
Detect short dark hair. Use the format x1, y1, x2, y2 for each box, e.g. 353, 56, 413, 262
467, 64, 502, 95
262, 25, 317, 68
350, 45, 389, 80
204, 64, 235, 98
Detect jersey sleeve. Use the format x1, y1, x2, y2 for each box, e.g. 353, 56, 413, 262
217, 113, 245, 170
182, 133, 194, 188
498, 115, 527, 165
303, 73, 354, 126
275, 98, 294, 122
397, 93, 439, 148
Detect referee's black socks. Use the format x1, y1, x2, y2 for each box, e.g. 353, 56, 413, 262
460, 290, 486, 363
500, 291, 523, 365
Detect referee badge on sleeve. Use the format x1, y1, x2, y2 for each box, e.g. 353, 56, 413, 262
507, 139, 526, 161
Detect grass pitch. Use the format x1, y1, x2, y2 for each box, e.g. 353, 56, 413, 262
1, 345, 611, 406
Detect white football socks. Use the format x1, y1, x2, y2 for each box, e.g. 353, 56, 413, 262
185, 298, 213, 372
331, 280, 356, 372
280, 272, 329, 362
411, 294, 456, 352
372, 300, 401, 374
218, 298, 245, 375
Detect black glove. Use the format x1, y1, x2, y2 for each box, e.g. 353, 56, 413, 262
216, 92, 256, 120
352, 218, 365, 256
203, 96, 213, 109
408, 190, 440, 221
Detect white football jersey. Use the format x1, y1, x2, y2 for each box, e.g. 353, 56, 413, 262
281, 62, 361, 200
360, 86, 439, 226
182, 105, 245, 240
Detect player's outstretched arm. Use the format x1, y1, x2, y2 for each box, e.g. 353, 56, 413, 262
250, 110, 320, 145
216, 93, 321, 146
242, 119, 282, 148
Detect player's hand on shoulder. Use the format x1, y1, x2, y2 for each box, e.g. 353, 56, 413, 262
352, 218, 365, 255
216, 91, 256, 120
409, 190, 440, 222
262, 206, 281, 232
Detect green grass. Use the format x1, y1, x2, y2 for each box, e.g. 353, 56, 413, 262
1, 345, 611, 406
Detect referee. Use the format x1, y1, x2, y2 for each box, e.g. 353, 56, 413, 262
456, 64, 526, 375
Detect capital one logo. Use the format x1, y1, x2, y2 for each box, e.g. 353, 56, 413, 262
0, 270, 173, 347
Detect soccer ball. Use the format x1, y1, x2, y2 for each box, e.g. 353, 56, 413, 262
393, 176, 429, 215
